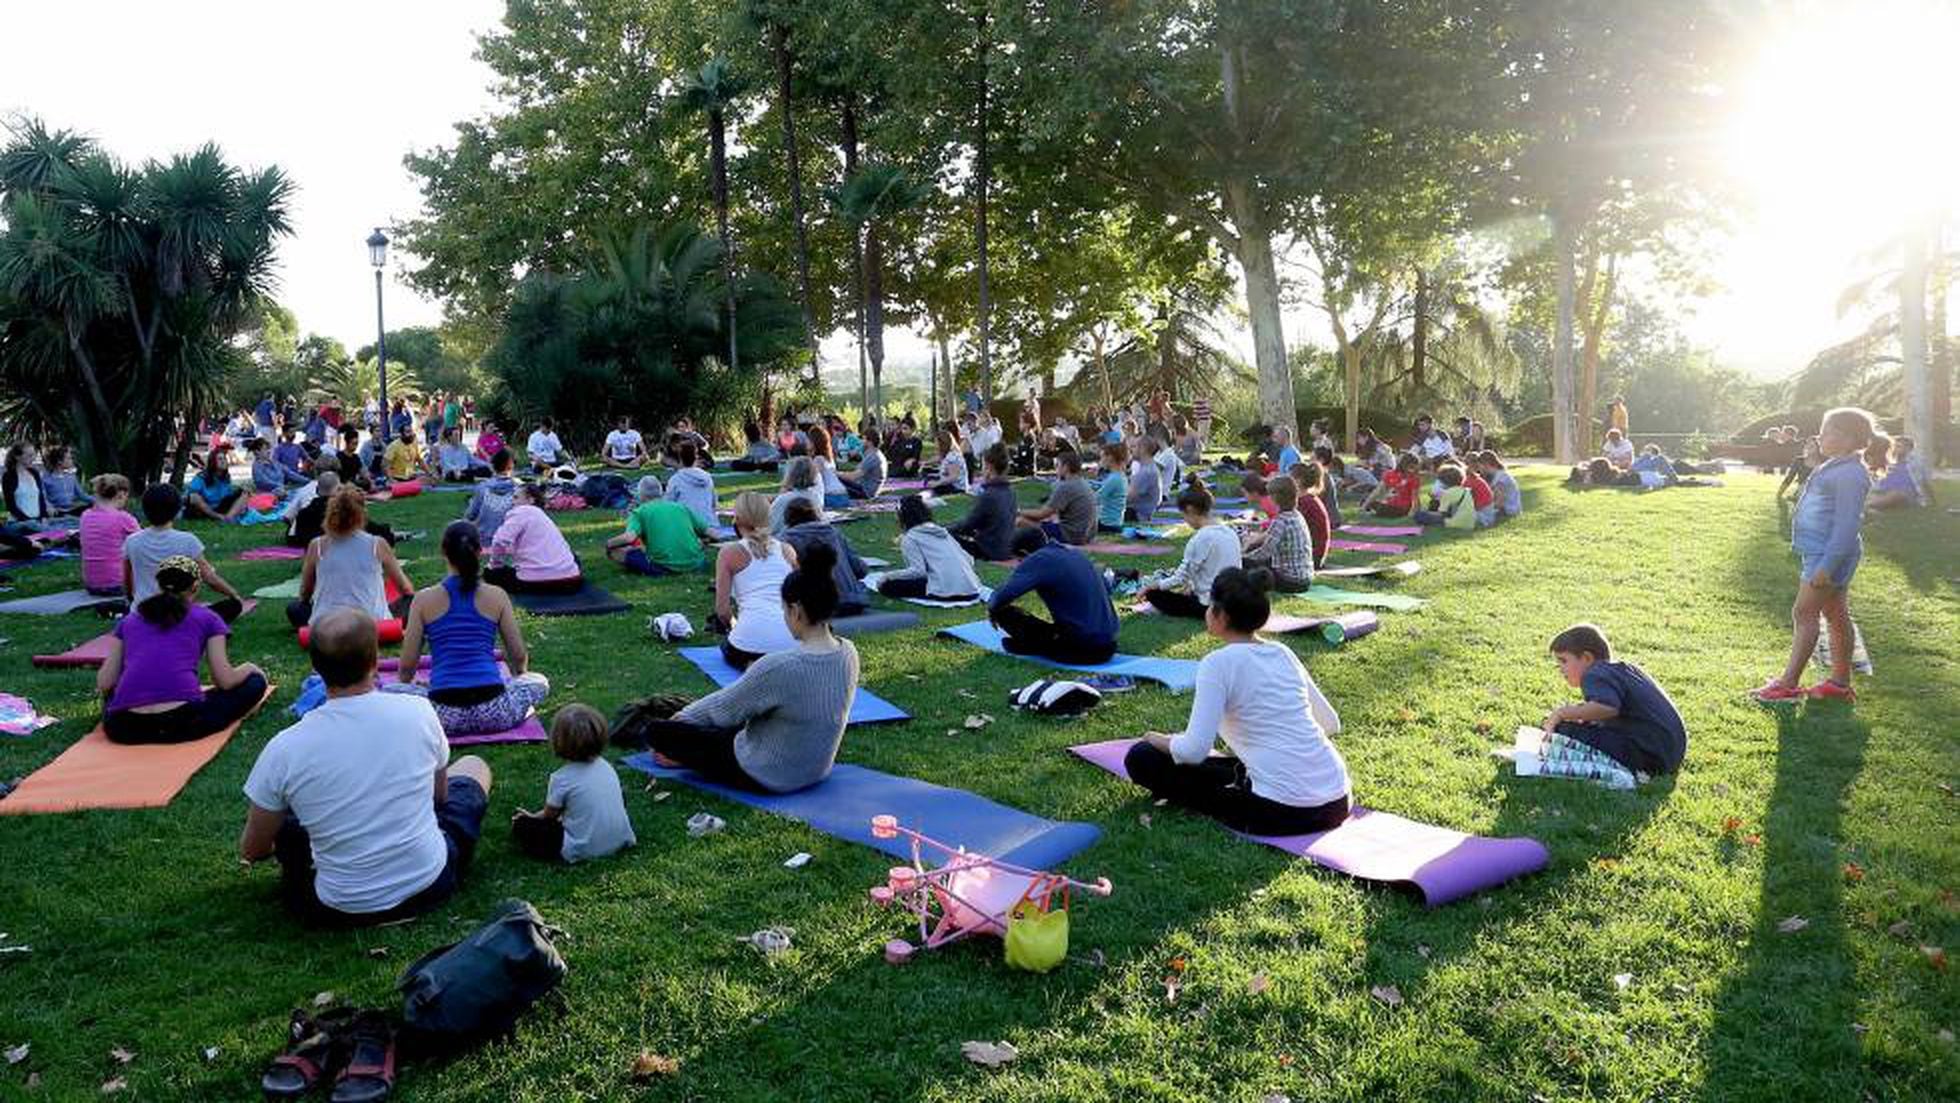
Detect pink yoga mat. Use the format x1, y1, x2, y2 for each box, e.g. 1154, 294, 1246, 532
449, 715, 548, 746
240, 545, 305, 560
1085, 543, 1176, 556
880, 479, 927, 491
1069, 739, 1548, 907
1340, 525, 1422, 538
1328, 539, 1408, 555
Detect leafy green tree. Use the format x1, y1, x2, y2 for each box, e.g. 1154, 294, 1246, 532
680, 56, 753, 372
484, 223, 803, 449
834, 163, 930, 413
0, 119, 292, 482
356, 326, 481, 397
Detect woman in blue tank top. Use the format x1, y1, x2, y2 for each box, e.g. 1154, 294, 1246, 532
385, 521, 550, 735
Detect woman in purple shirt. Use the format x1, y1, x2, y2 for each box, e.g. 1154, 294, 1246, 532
97, 555, 268, 744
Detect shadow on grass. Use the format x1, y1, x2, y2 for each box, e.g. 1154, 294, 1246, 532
1698, 705, 1869, 1101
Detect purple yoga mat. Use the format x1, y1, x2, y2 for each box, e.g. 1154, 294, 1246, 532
1340, 525, 1422, 538
239, 545, 305, 561
1328, 539, 1408, 555
1069, 739, 1548, 907
449, 715, 548, 746
1086, 543, 1176, 556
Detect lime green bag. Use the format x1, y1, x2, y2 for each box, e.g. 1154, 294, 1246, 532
1003, 898, 1069, 973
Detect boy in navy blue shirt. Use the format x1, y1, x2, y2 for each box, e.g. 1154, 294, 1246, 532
987, 527, 1120, 665
1537, 623, 1687, 787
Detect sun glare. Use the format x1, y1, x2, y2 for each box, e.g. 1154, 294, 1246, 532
1726, 1, 1960, 223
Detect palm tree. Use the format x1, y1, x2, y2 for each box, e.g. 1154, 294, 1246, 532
680, 57, 751, 373
0, 119, 291, 482
835, 163, 931, 413
766, 20, 822, 379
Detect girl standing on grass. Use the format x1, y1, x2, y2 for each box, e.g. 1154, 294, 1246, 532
1751, 406, 1876, 704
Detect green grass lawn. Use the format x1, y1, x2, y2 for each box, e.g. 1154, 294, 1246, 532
1, 468, 1955, 1101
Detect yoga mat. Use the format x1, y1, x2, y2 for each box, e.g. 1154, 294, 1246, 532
449, 716, 549, 746
510, 583, 632, 617
676, 647, 910, 725
239, 545, 305, 561
1068, 739, 1548, 907
296, 618, 403, 648
880, 479, 927, 492
1317, 561, 1424, 580
936, 620, 1199, 692
29, 601, 260, 668
0, 549, 78, 572
253, 577, 303, 599
1282, 586, 1428, 612
1812, 615, 1873, 675
0, 590, 125, 615
0, 685, 274, 815
897, 594, 987, 609
1339, 525, 1422, 538
1085, 543, 1176, 556
830, 610, 923, 637
1263, 610, 1380, 643
619, 754, 1100, 870
1328, 539, 1408, 555
390, 479, 424, 498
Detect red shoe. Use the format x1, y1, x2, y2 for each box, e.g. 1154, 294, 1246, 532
1749, 680, 1806, 703
1807, 680, 1856, 703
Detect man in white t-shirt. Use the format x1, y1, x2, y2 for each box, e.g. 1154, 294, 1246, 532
239, 610, 493, 925
603, 416, 649, 468
525, 418, 568, 473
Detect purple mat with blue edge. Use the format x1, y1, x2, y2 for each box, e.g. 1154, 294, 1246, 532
620, 753, 1100, 869
1069, 738, 1548, 907
676, 646, 909, 724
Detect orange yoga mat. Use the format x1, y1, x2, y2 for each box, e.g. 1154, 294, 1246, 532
0, 685, 274, 815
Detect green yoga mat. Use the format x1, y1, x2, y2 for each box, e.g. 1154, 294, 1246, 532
1282, 585, 1428, 612
253, 577, 303, 600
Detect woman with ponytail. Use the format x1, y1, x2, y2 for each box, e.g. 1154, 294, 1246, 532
98, 555, 267, 744
1126, 567, 1352, 835
386, 521, 548, 735
713, 491, 800, 670
631, 540, 859, 793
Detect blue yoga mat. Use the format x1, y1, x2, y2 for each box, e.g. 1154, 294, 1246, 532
676, 646, 910, 725
936, 620, 1200, 692
620, 753, 1101, 869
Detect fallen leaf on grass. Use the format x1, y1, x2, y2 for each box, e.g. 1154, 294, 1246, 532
1416, 944, 1431, 959
109, 1047, 134, 1065
1922, 945, 1949, 971
367, 947, 389, 959
629, 1052, 680, 1081
1777, 915, 1809, 933
100, 1077, 126, 1094
1137, 813, 1152, 828
962, 713, 993, 729
1167, 956, 1187, 973
1742, 834, 1762, 848
1163, 975, 1182, 1003
1397, 707, 1417, 724
1939, 782, 1955, 798
4, 1043, 27, 1065
1720, 816, 1744, 835
1887, 919, 1915, 940
1473, 719, 1493, 735
1261, 1095, 1292, 1103
1370, 985, 1403, 1008
1843, 861, 1866, 883
1612, 973, 1632, 992
1851, 1022, 1869, 1035
1248, 972, 1271, 995
201, 1047, 219, 1062
961, 1040, 1018, 1068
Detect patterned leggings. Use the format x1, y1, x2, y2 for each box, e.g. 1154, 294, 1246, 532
384, 673, 550, 736
1537, 731, 1638, 790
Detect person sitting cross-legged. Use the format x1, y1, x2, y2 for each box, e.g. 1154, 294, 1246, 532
287, 488, 416, 629
239, 608, 494, 926
608, 480, 712, 577
874, 495, 982, 602
485, 483, 585, 594
987, 526, 1120, 665
98, 555, 268, 744
383, 522, 551, 736
1125, 567, 1352, 835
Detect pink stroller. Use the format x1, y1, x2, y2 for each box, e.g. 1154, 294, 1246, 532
866, 814, 1112, 967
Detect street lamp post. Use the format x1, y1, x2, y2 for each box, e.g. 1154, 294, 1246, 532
366, 227, 390, 431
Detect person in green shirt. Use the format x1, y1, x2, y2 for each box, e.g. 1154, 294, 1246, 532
1412, 464, 1477, 530
606, 496, 713, 576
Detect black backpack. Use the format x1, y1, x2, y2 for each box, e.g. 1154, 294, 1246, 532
398, 900, 566, 1046
610, 694, 692, 750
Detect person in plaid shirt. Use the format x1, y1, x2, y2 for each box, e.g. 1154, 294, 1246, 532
1240, 475, 1314, 592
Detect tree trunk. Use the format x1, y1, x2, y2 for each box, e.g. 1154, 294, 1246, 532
1342, 344, 1363, 451
937, 333, 954, 429
1551, 218, 1578, 464
973, 2, 994, 401
865, 223, 887, 413
65, 330, 124, 473
1410, 269, 1428, 396
1578, 253, 1617, 455
842, 98, 868, 415
709, 111, 738, 372
1928, 222, 1951, 462
771, 23, 821, 379
1228, 191, 1294, 442
1900, 215, 1933, 453
168, 403, 201, 490
1093, 327, 1113, 412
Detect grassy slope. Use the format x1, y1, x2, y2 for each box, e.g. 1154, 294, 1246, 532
0, 469, 1954, 1102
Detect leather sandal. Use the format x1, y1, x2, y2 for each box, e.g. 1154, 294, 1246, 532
260, 1009, 337, 1098
329, 1009, 397, 1102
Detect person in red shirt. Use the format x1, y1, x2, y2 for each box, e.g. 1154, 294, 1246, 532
1363, 452, 1421, 517
1239, 472, 1279, 520
1463, 466, 1495, 526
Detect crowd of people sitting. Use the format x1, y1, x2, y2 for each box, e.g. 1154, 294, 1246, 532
29, 384, 1939, 941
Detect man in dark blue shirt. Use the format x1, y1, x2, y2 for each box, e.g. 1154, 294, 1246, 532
987, 528, 1120, 665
